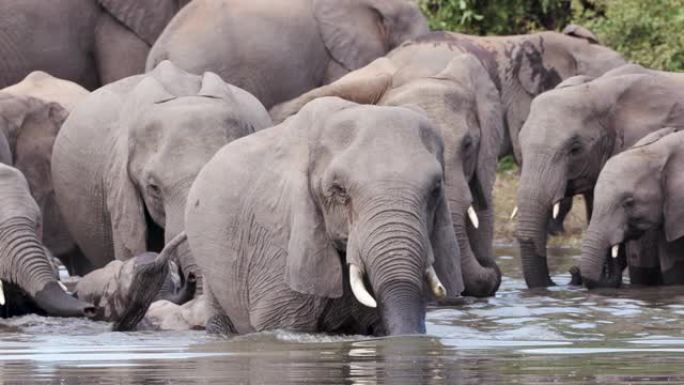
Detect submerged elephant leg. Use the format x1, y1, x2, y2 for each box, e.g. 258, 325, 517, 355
204, 290, 237, 335
659, 237, 684, 285
627, 232, 662, 286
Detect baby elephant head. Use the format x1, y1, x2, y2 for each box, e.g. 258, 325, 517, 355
289, 98, 464, 335
580, 128, 684, 287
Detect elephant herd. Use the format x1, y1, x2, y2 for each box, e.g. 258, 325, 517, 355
0, 0, 681, 337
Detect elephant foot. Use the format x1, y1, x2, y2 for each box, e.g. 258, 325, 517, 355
206, 312, 237, 335
112, 256, 170, 331
568, 266, 583, 286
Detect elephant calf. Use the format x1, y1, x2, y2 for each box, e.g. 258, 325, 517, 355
0, 163, 94, 318
580, 128, 684, 288
183, 98, 464, 336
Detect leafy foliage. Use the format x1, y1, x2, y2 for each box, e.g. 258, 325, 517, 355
576, 0, 684, 72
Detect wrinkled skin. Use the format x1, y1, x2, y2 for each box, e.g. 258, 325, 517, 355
147, 0, 429, 108
516, 65, 684, 288
0, 164, 95, 318
0, 0, 189, 89
580, 129, 684, 288
0, 86, 89, 275
52, 61, 272, 288
183, 98, 465, 336
272, 54, 502, 297
73, 233, 189, 330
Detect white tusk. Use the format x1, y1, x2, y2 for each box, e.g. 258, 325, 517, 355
426, 266, 446, 299
0, 280, 5, 306
510, 206, 518, 220
58, 281, 68, 292
349, 264, 377, 308
467, 206, 479, 229
611, 244, 619, 259
552, 202, 560, 219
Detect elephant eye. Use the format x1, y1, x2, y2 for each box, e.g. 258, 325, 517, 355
569, 140, 583, 156
431, 181, 442, 198
148, 183, 162, 197
623, 197, 635, 209
330, 183, 349, 204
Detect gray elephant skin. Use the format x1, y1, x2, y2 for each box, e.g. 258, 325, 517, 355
0, 0, 190, 89
146, 0, 429, 109
516, 65, 684, 288
0, 163, 95, 318
184, 98, 464, 336
272, 54, 502, 297
51, 61, 272, 283
580, 128, 684, 288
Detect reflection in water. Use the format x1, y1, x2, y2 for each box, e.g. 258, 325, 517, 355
0, 247, 683, 384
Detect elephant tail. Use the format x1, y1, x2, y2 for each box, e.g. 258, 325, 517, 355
112, 232, 188, 331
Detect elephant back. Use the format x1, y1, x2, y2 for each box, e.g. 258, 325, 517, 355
98, 0, 182, 46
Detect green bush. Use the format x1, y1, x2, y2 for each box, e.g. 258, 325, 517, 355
575, 0, 684, 72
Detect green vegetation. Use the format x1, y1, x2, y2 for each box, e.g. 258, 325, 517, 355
419, 0, 684, 72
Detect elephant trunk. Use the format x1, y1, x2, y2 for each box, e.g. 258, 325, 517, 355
165, 199, 202, 296
113, 232, 187, 331
451, 208, 500, 297
580, 228, 622, 288
349, 203, 427, 336
516, 161, 566, 288
0, 218, 95, 317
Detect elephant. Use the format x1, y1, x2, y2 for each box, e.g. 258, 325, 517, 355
2, 71, 90, 113
271, 26, 625, 235
180, 98, 464, 336
72, 233, 190, 330
580, 128, 684, 288
0, 163, 95, 318
0, 0, 190, 90
272, 54, 502, 297
146, 0, 429, 109
52, 60, 272, 288
515, 64, 684, 288
0, 88, 88, 275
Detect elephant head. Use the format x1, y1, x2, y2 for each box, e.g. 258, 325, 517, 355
187, 98, 464, 335
0, 164, 95, 318
313, 0, 429, 72
270, 55, 502, 297
108, 62, 272, 285
516, 66, 684, 288
580, 128, 684, 288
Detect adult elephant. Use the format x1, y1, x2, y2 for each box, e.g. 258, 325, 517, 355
0, 0, 189, 89
0, 84, 88, 275
183, 98, 463, 335
516, 65, 684, 288
272, 54, 502, 297
579, 128, 684, 288
146, 0, 429, 109
0, 163, 95, 318
52, 61, 272, 281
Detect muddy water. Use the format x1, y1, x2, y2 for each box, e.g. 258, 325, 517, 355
2, 247, 684, 384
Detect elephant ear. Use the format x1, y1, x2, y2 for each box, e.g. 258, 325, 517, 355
106, 77, 176, 261
284, 97, 357, 298
313, 0, 388, 72
563, 24, 600, 44
98, 0, 179, 45
663, 140, 684, 242
556, 75, 594, 89
430, 189, 465, 298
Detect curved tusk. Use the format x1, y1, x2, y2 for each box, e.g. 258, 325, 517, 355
552, 202, 560, 219
510, 206, 518, 220
611, 244, 619, 259
0, 280, 5, 306
426, 266, 446, 299
349, 264, 377, 308
467, 206, 479, 229
58, 281, 68, 292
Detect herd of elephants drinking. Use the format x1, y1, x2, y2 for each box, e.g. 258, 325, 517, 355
0, 0, 682, 336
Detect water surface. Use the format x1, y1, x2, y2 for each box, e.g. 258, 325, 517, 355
2, 247, 683, 384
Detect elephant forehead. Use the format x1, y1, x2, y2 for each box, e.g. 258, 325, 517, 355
132, 100, 241, 138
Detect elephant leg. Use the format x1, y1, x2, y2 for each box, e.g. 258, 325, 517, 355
204, 290, 237, 335
548, 196, 573, 235
627, 231, 662, 286
659, 236, 684, 285
94, 13, 150, 84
